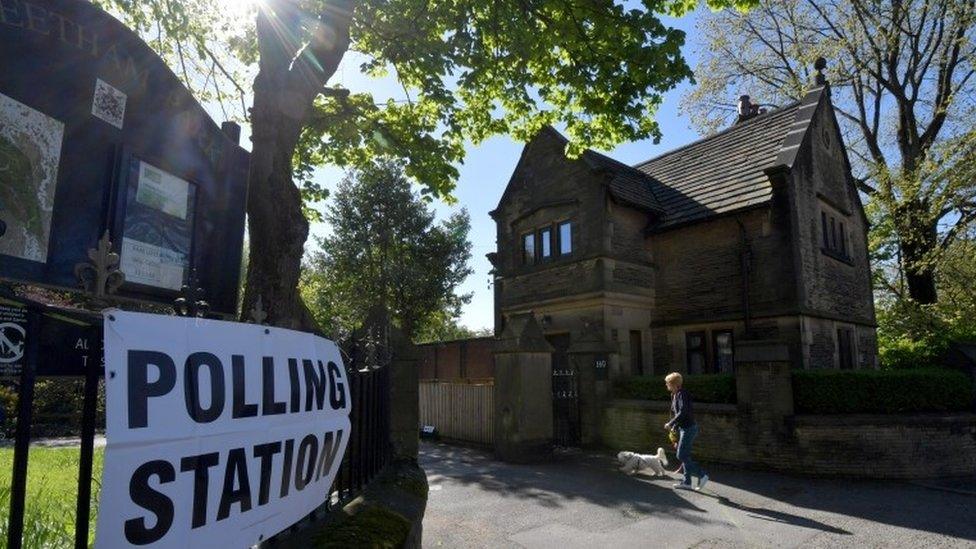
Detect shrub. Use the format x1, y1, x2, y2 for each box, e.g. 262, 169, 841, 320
792, 368, 974, 414
613, 374, 736, 404
0, 385, 16, 438
876, 298, 976, 370
0, 379, 106, 439
878, 336, 943, 370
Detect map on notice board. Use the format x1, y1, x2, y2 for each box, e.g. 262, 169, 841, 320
0, 92, 64, 264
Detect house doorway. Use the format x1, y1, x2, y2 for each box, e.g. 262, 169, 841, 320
547, 333, 580, 447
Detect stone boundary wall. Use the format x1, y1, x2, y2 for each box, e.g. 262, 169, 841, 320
602, 399, 976, 479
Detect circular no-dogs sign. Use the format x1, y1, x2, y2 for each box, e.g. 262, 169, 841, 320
0, 322, 26, 363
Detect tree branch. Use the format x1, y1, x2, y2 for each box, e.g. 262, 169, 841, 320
292, 0, 357, 95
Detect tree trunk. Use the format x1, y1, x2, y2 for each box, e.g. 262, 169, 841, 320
904, 267, 937, 305
901, 241, 939, 305
241, 70, 315, 329
897, 202, 939, 304
239, 1, 353, 330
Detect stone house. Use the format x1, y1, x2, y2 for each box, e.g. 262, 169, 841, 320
488, 83, 878, 381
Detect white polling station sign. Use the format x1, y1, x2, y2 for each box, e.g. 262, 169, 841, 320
96, 311, 351, 548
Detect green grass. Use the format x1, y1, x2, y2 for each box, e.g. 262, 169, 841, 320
0, 447, 104, 549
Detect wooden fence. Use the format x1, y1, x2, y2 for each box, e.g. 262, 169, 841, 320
419, 380, 494, 446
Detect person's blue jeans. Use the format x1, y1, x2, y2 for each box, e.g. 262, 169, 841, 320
677, 423, 705, 485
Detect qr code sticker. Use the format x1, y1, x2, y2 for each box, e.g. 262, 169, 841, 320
92, 78, 127, 129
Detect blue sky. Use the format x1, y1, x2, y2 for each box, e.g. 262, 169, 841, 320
303, 8, 712, 332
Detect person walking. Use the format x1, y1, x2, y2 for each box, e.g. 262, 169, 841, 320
664, 372, 709, 491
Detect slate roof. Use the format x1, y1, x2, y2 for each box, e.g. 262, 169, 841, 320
500, 86, 827, 229
633, 100, 803, 229
580, 150, 664, 215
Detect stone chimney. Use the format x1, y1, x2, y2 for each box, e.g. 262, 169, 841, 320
814, 57, 828, 86
736, 95, 763, 124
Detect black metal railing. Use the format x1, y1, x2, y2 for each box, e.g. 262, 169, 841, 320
1, 292, 103, 549
329, 363, 391, 506
1, 291, 393, 549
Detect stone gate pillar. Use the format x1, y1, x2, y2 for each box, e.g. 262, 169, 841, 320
567, 325, 615, 446
390, 327, 421, 462
493, 313, 554, 462
734, 340, 795, 459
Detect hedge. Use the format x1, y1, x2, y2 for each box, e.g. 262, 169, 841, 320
792, 368, 974, 414
613, 374, 736, 404
613, 369, 974, 414
0, 379, 107, 438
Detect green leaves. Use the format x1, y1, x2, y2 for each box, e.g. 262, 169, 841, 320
301, 160, 473, 340
301, 93, 464, 199
614, 373, 737, 403
346, 0, 755, 180
793, 369, 974, 414
101, 0, 762, 199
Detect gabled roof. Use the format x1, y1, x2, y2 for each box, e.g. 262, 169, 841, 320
496, 86, 827, 228
634, 99, 807, 229
580, 149, 664, 215
491, 125, 666, 217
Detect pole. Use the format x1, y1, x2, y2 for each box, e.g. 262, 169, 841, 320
7, 307, 40, 549
74, 360, 100, 548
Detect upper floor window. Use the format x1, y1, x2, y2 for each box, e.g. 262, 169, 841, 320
520, 220, 574, 266
522, 233, 535, 265
558, 221, 573, 255
820, 210, 849, 260
540, 227, 552, 259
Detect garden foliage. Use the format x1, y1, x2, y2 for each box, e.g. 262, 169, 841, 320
613, 374, 737, 404
792, 368, 973, 414
614, 368, 973, 414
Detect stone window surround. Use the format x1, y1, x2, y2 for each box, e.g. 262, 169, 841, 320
818, 199, 852, 264
833, 321, 859, 369
684, 327, 737, 375
521, 232, 535, 265
685, 330, 707, 374
712, 329, 735, 373
519, 218, 575, 266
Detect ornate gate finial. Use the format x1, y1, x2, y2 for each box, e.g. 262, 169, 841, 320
249, 296, 268, 325
74, 230, 125, 298
173, 270, 209, 317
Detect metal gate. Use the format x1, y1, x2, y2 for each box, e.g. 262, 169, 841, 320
548, 334, 580, 447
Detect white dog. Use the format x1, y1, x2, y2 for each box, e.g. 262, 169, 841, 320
617, 448, 669, 476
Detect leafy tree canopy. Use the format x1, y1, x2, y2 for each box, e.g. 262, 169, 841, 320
301, 159, 472, 340
876, 234, 976, 369
98, 0, 757, 204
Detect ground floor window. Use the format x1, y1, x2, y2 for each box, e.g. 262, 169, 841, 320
713, 329, 734, 373
685, 331, 706, 375
837, 327, 855, 369
629, 330, 644, 375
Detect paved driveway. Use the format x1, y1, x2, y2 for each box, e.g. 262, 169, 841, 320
421, 442, 975, 548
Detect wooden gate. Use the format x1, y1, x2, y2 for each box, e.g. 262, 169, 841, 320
548, 334, 580, 447
418, 380, 494, 446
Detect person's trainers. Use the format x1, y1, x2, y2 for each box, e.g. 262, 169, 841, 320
672, 482, 694, 490
696, 474, 710, 491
